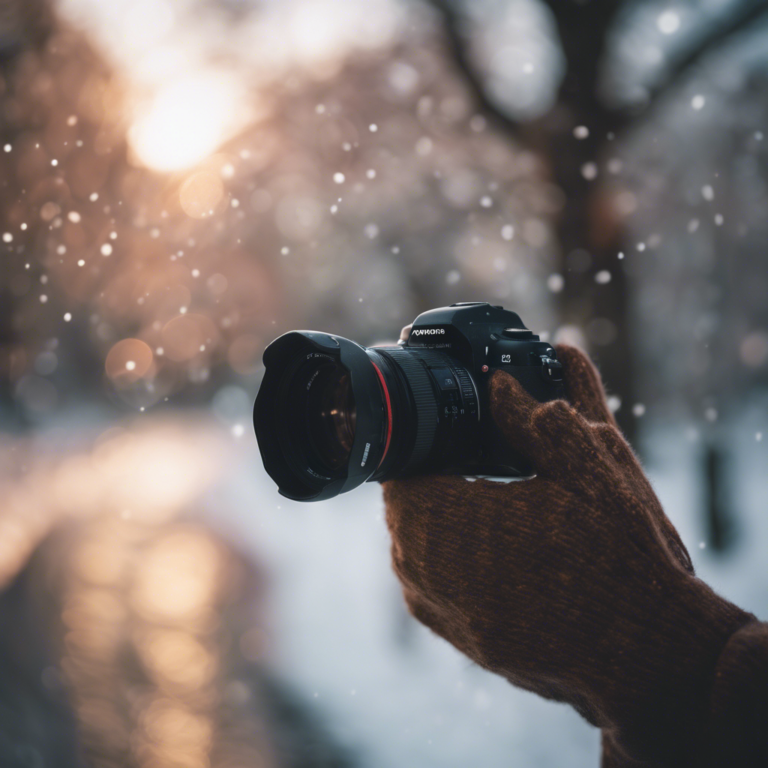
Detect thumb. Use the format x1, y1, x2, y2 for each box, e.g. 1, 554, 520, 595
556, 344, 618, 427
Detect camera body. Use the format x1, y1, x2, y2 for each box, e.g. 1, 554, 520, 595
390, 301, 564, 477
254, 302, 564, 502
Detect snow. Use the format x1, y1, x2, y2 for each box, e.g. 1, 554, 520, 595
2, 394, 763, 768
595, 270, 612, 284
547, 273, 564, 293
200, 407, 768, 767
212, 446, 600, 768
657, 10, 681, 35
644, 411, 768, 620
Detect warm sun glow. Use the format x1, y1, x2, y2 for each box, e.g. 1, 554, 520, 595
129, 71, 243, 172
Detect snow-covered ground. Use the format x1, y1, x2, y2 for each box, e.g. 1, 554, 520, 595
5, 399, 763, 767
204, 402, 767, 768
213, 445, 599, 768
643, 406, 768, 621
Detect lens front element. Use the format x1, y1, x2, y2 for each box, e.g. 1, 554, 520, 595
254, 331, 387, 501
306, 362, 356, 471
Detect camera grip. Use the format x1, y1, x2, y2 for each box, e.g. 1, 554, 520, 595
475, 365, 564, 478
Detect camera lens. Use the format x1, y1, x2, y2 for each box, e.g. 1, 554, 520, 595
254, 331, 390, 501
255, 306, 562, 501
305, 362, 356, 471
254, 330, 481, 501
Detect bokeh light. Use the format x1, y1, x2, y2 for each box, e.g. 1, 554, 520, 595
1, 1, 767, 767
129, 72, 248, 172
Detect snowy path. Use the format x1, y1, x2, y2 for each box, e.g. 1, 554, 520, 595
208, 409, 767, 768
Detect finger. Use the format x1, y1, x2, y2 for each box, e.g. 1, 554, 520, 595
384, 472, 548, 597
591, 423, 694, 574
487, 369, 540, 460
662, 521, 694, 574
401, 587, 453, 640
383, 474, 470, 594
592, 423, 642, 476
401, 587, 483, 668
555, 344, 618, 427
489, 371, 603, 477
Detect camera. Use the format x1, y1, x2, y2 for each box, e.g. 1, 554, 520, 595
253, 302, 564, 501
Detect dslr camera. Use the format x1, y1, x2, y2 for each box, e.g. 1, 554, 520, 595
253, 302, 564, 501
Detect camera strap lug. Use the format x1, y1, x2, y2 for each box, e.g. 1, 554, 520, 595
540, 355, 564, 383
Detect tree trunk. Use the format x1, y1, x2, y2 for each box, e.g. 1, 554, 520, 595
537, 0, 636, 442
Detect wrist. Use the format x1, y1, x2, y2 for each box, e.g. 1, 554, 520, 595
705, 620, 768, 766
598, 575, 753, 766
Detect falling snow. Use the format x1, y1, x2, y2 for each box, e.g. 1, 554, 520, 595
657, 10, 681, 35
0, 7, 765, 768
547, 274, 564, 293
595, 270, 611, 284
691, 95, 706, 111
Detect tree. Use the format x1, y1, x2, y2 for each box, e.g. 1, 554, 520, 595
426, 0, 768, 440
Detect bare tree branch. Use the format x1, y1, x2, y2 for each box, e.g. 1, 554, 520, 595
624, 0, 768, 133
427, 0, 521, 137
428, 0, 768, 142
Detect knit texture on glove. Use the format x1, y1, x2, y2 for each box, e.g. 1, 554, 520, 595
383, 345, 757, 767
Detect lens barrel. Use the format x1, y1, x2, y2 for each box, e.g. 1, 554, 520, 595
254, 331, 480, 501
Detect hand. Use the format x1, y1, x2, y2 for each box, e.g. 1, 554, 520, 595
383, 345, 751, 765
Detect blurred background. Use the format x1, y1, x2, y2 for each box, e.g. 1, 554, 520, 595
1, 0, 767, 765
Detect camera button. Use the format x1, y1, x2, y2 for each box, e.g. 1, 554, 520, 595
432, 367, 459, 391
502, 328, 534, 339
540, 356, 564, 383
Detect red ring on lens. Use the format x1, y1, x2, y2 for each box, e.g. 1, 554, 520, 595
371, 361, 392, 468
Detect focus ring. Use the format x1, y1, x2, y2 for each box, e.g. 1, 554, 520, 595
454, 368, 479, 418
383, 348, 438, 469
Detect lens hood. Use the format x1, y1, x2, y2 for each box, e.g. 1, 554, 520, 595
254, 331, 386, 501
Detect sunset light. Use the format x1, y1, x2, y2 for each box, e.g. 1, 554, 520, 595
129, 71, 245, 172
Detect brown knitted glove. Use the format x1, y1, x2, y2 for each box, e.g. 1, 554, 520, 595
383, 345, 755, 767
